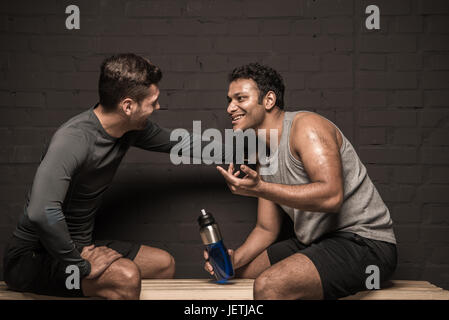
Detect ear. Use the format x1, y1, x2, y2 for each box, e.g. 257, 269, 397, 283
119, 98, 134, 116
263, 91, 277, 111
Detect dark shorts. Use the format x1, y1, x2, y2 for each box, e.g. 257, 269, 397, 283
267, 231, 397, 300
2, 235, 141, 298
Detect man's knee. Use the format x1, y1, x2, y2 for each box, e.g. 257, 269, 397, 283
253, 268, 321, 300
253, 272, 276, 300
253, 272, 303, 300
84, 258, 141, 300
114, 258, 141, 289
157, 251, 175, 279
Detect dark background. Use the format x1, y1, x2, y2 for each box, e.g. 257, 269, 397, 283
0, 0, 448, 290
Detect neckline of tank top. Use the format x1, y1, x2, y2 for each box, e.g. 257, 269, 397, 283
260, 111, 290, 164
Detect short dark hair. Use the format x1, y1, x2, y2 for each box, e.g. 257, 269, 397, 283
228, 62, 285, 109
99, 53, 162, 111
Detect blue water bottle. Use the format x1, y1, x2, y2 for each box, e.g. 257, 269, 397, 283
198, 209, 234, 283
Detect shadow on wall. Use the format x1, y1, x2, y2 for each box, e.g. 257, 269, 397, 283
92, 164, 260, 277
91, 161, 295, 277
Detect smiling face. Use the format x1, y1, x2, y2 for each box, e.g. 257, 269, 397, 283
227, 79, 266, 131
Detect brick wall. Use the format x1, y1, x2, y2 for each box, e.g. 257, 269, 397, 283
0, 0, 448, 290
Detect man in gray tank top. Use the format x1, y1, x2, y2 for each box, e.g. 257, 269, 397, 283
204, 63, 397, 300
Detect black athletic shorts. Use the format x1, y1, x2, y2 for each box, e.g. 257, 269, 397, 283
267, 231, 397, 300
2, 235, 141, 297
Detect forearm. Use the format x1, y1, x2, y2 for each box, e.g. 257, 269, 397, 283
136, 124, 234, 163
25, 131, 92, 277
256, 180, 342, 213
27, 207, 91, 278
233, 226, 278, 269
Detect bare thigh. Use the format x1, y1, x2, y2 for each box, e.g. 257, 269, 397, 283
254, 253, 323, 300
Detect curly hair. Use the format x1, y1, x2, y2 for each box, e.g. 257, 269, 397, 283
228, 62, 285, 109
99, 53, 162, 111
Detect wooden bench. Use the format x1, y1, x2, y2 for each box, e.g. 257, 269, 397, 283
1, 279, 448, 300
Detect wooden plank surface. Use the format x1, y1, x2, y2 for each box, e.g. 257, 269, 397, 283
140, 279, 254, 300
341, 280, 449, 300
1, 279, 449, 300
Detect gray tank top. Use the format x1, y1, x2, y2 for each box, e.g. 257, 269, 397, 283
260, 111, 396, 245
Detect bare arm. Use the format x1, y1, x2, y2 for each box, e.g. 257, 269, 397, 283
216, 113, 344, 213
233, 197, 282, 269
204, 196, 282, 275
204, 164, 282, 275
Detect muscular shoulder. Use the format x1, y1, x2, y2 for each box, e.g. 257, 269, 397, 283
291, 112, 334, 133
289, 112, 342, 158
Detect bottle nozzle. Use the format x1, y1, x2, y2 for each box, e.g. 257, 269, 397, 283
201, 209, 207, 216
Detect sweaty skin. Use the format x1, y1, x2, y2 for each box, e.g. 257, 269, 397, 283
207, 77, 395, 299
219, 80, 344, 213
207, 79, 345, 281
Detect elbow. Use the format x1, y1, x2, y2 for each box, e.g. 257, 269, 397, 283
27, 204, 53, 226
27, 207, 44, 225
324, 191, 343, 213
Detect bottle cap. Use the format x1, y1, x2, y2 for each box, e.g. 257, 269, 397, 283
197, 209, 216, 228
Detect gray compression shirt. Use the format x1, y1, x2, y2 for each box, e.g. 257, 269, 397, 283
13, 103, 228, 278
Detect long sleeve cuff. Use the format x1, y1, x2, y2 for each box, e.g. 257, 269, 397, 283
77, 259, 91, 279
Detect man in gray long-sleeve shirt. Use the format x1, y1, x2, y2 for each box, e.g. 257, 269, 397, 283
3, 53, 210, 299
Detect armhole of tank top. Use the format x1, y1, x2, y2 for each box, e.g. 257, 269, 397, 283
335, 126, 346, 153
313, 113, 346, 153
286, 114, 305, 169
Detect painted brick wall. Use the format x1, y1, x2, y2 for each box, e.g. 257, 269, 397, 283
0, 0, 448, 290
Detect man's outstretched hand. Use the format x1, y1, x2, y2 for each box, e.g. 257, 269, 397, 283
216, 163, 263, 197
81, 245, 123, 280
